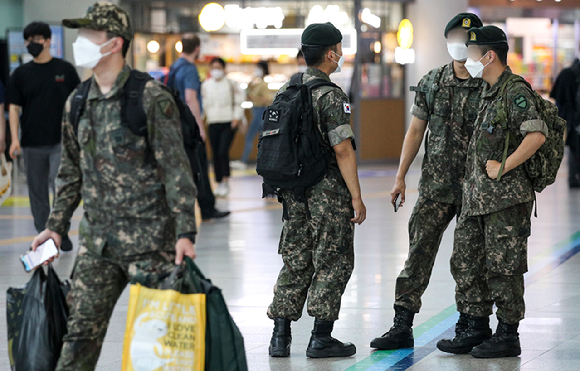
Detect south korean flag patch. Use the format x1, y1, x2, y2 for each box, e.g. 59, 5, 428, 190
343, 103, 351, 114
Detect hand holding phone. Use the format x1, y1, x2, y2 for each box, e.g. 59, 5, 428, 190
393, 193, 403, 212
21, 239, 59, 272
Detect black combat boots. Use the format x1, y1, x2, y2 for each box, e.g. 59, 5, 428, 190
455, 312, 469, 336
306, 319, 356, 358
370, 305, 415, 350
471, 319, 521, 358
269, 318, 292, 357
437, 314, 492, 354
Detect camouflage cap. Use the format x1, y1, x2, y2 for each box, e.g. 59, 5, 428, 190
62, 1, 133, 41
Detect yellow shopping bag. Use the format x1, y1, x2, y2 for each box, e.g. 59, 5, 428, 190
122, 283, 206, 371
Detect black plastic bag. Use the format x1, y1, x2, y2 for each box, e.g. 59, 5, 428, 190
7, 265, 70, 371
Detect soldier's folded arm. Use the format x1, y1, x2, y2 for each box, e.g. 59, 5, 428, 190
46, 94, 83, 237
145, 82, 198, 242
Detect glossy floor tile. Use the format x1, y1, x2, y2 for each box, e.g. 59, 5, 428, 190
1, 156, 580, 371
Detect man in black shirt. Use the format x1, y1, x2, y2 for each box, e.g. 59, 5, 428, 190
551, 59, 580, 188
8, 22, 80, 250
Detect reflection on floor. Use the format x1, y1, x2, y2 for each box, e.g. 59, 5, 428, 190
1, 160, 580, 371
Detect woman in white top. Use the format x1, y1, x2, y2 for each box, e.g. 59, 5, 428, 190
201, 58, 245, 197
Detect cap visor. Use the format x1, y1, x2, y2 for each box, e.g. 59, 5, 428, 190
62, 18, 93, 29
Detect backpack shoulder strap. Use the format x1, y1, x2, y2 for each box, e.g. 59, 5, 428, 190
409, 65, 445, 116
289, 73, 304, 88
69, 79, 92, 137
122, 70, 154, 137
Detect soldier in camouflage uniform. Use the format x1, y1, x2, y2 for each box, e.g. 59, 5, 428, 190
31, 3, 198, 370
370, 13, 485, 351
437, 25, 548, 358
267, 23, 366, 359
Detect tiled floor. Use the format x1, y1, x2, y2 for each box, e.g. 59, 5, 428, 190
2, 156, 580, 371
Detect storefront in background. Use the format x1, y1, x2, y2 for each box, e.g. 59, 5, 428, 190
470, 0, 580, 95
120, 0, 413, 161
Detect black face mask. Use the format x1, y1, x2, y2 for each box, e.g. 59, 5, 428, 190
26, 42, 44, 58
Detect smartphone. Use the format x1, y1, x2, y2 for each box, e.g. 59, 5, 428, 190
20, 239, 59, 272
393, 194, 403, 212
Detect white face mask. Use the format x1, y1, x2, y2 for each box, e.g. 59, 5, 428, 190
254, 67, 264, 78
72, 36, 116, 69
331, 51, 345, 73
297, 65, 307, 73
464, 52, 491, 79
447, 42, 468, 62
211, 69, 225, 79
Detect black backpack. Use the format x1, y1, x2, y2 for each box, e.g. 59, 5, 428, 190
69, 69, 204, 183
256, 73, 338, 212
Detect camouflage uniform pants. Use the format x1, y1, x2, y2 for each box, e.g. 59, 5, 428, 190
451, 202, 533, 324
267, 188, 355, 322
394, 195, 461, 313
55, 245, 176, 371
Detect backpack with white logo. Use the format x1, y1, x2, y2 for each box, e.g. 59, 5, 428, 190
256, 73, 338, 203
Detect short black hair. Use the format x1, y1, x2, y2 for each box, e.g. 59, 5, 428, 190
182, 34, 200, 54
480, 43, 509, 66
106, 31, 130, 58
257, 60, 269, 75
210, 57, 226, 68
23, 22, 51, 41
301, 44, 336, 67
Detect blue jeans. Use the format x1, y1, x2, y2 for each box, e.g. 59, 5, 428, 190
241, 106, 267, 164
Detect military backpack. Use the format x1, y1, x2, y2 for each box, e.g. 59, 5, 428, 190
494, 75, 566, 193
256, 73, 339, 204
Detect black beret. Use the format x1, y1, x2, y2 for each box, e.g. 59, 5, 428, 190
444, 13, 483, 38
467, 25, 508, 46
301, 22, 342, 47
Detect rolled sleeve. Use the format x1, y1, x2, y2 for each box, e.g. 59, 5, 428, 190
520, 119, 548, 137
328, 124, 355, 147
411, 104, 429, 121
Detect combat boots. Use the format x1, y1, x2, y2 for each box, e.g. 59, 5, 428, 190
370, 305, 415, 350
437, 314, 492, 354
306, 319, 356, 358
269, 318, 292, 357
455, 312, 469, 336
471, 319, 521, 358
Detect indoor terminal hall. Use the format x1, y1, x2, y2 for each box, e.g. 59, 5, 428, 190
3, 0, 580, 370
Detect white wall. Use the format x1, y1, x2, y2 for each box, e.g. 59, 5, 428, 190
405, 0, 470, 129
23, 0, 120, 64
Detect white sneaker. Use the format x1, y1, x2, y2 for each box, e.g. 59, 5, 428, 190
222, 182, 230, 197
215, 182, 230, 197
230, 160, 248, 170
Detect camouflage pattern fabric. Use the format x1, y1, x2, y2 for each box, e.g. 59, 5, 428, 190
55, 245, 177, 371
394, 196, 462, 313
46, 64, 198, 256
411, 62, 483, 205
463, 67, 548, 217
267, 188, 355, 322
451, 201, 533, 324
62, 1, 133, 41
268, 67, 356, 322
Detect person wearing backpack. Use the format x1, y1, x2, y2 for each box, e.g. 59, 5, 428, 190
550, 58, 580, 188
437, 25, 561, 359
29, 3, 198, 370
167, 34, 230, 221
370, 13, 484, 351
264, 22, 366, 359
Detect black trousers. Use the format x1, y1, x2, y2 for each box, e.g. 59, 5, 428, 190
208, 122, 235, 183
195, 144, 217, 217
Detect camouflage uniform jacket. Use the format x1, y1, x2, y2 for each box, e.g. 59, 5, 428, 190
411, 62, 484, 205
277, 67, 355, 197
47, 64, 198, 256
463, 67, 548, 216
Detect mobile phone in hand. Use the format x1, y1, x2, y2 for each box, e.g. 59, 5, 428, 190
20, 239, 58, 272
393, 194, 402, 212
